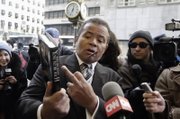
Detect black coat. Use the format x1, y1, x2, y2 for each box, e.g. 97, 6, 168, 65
118, 51, 162, 119
0, 52, 27, 119
27, 46, 40, 80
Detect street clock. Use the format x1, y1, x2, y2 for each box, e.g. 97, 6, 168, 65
65, 1, 88, 22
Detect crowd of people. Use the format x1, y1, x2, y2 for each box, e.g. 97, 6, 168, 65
0, 17, 179, 119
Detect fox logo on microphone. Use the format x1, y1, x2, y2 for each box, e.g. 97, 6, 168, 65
104, 96, 133, 117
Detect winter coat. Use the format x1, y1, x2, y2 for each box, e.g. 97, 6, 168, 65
118, 54, 161, 119
0, 52, 27, 119
154, 64, 180, 119
27, 46, 40, 80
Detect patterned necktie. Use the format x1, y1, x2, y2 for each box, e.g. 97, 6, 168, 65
80, 63, 92, 80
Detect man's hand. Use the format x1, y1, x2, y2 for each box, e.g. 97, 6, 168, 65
143, 91, 166, 113
41, 82, 70, 119
61, 65, 98, 114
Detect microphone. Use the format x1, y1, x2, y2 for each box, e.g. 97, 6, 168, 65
131, 64, 142, 81
102, 81, 133, 118
131, 64, 142, 76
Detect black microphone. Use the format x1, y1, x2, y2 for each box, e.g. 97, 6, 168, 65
102, 81, 133, 118
131, 64, 142, 81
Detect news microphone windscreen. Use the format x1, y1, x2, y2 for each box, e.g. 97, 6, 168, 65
102, 81, 124, 101
131, 64, 142, 75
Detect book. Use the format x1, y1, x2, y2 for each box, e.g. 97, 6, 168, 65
38, 33, 61, 92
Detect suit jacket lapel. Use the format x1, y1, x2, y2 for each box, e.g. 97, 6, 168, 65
92, 63, 109, 98
61, 53, 80, 73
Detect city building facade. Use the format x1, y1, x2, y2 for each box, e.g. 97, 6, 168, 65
44, 0, 180, 56
0, 0, 45, 40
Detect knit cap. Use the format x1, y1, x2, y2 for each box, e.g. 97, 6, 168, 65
45, 28, 60, 38
0, 41, 12, 57
129, 30, 153, 48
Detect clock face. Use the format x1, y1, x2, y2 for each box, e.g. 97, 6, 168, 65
80, 3, 87, 20
65, 1, 81, 19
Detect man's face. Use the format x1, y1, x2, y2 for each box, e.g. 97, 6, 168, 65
129, 38, 151, 61
75, 23, 109, 64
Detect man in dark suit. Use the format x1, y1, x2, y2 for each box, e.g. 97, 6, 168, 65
17, 18, 122, 119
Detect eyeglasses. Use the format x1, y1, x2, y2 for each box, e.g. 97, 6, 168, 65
129, 42, 149, 49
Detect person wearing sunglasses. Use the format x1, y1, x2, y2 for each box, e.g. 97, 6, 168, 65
118, 30, 162, 119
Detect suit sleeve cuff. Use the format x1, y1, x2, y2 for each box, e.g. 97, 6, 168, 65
37, 104, 43, 119
86, 96, 99, 119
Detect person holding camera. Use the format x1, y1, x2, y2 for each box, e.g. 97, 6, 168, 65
143, 63, 180, 119
118, 30, 162, 119
0, 41, 27, 119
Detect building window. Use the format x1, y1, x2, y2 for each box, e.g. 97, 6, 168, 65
137, 0, 146, 4
42, 12, 45, 16
147, 0, 156, 4
33, 1, 35, 5
49, 12, 54, 18
1, 10, 5, 15
15, 13, 18, 18
158, 0, 180, 3
117, 0, 135, 7
59, 0, 67, 4
53, 11, 58, 18
37, 10, 40, 15
45, 12, 49, 19
45, 10, 65, 19
32, 18, 35, 22
37, 27, 40, 33
31, 27, 34, 33
15, 3, 19, 8
54, 0, 59, 4
37, 19, 40, 23
45, 0, 67, 6
8, 12, 12, 17
15, 23, 18, 29
0, 20, 5, 29
32, 9, 35, 13
27, 7, 30, 12
8, 22, 12, 29
1, 0, 6, 4
27, 16, 30, 21
45, 24, 74, 36
9, 1, 12, 6
22, 6, 24, 10
88, 7, 100, 16
26, 25, 30, 32
21, 15, 24, 20
138, 0, 156, 5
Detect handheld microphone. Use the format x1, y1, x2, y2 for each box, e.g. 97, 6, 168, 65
132, 64, 142, 81
131, 64, 142, 76
102, 81, 133, 118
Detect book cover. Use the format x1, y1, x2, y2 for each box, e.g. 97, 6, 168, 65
38, 33, 61, 92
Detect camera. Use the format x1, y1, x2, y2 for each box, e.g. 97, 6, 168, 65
0, 68, 12, 93
153, 19, 180, 68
